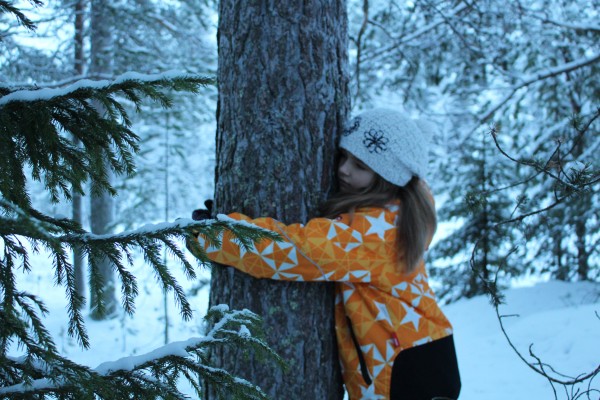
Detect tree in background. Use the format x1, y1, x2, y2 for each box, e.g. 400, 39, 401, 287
1, 0, 218, 317
0, 4, 282, 398
208, 0, 349, 398
101, 0, 218, 229
72, 0, 86, 298
88, 0, 118, 320
429, 129, 518, 302
451, 0, 599, 286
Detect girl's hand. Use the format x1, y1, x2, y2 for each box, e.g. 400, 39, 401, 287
192, 199, 213, 220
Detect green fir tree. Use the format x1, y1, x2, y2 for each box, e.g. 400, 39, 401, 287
430, 127, 519, 302
0, 4, 282, 399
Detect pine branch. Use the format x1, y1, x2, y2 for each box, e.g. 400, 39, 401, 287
2, 196, 280, 350
0, 307, 284, 399
0, 0, 42, 32
0, 72, 215, 209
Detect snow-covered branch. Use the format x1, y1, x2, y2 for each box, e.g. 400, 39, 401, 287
0, 74, 105, 90
537, 18, 600, 32
0, 71, 214, 106
478, 52, 600, 125
0, 306, 283, 399
363, 3, 469, 62
59, 215, 278, 244
1, 191, 280, 347
0, 70, 214, 211
524, 7, 600, 32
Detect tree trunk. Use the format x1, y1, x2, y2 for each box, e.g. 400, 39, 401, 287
552, 228, 568, 281
575, 216, 589, 280
89, 0, 117, 319
209, 1, 349, 398
72, 0, 86, 299
572, 126, 590, 281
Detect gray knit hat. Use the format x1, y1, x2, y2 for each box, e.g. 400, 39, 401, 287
339, 108, 435, 187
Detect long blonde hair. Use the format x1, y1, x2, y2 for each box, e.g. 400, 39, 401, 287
320, 175, 437, 273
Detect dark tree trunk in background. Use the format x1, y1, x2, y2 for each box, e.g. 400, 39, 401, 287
209, 1, 349, 398
89, 0, 117, 319
72, 0, 86, 299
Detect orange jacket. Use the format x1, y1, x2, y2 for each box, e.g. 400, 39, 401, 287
195, 204, 453, 399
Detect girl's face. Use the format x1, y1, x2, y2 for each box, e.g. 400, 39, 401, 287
337, 149, 376, 193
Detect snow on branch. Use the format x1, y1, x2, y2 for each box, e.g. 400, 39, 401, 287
477, 52, 600, 126
0, 306, 284, 399
537, 19, 600, 32
0, 70, 214, 211
1, 193, 280, 354
364, 2, 469, 62
524, 8, 600, 33
61, 215, 279, 245
0, 70, 214, 106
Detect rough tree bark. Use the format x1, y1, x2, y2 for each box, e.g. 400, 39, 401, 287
209, 1, 349, 398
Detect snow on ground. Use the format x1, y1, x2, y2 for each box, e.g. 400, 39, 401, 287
447, 280, 599, 399
11, 248, 600, 399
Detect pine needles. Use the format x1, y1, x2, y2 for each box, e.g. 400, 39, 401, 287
0, 21, 281, 398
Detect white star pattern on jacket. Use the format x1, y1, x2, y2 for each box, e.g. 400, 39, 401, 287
400, 301, 421, 330
313, 270, 335, 281
340, 270, 371, 282
258, 241, 301, 280
365, 212, 395, 240
361, 340, 395, 380
374, 301, 393, 325
328, 221, 363, 252
192, 202, 455, 400
391, 281, 408, 298
359, 381, 386, 400
409, 274, 437, 306
341, 282, 355, 303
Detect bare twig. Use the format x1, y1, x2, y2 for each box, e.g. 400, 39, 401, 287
489, 126, 577, 189
363, 2, 470, 62
469, 240, 600, 389
467, 114, 600, 396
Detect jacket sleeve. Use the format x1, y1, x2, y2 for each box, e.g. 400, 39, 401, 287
195, 212, 395, 283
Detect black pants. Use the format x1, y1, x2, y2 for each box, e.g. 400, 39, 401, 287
389, 335, 461, 400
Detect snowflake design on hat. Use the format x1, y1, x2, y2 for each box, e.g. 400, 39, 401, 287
363, 129, 389, 153
343, 117, 361, 136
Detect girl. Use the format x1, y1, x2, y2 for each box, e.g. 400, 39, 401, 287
189, 109, 461, 399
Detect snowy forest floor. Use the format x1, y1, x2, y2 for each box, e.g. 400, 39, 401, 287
15, 248, 600, 400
